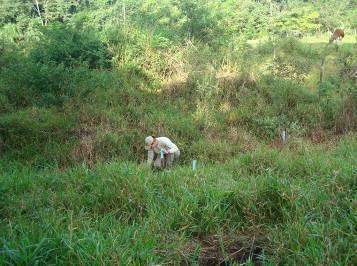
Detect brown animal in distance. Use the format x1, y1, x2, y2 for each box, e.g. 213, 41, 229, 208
329, 29, 344, 44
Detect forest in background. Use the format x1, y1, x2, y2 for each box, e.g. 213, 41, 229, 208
0, 0, 356, 265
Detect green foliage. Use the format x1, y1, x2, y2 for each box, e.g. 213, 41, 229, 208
0, 137, 355, 264
0, 0, 33, 26
0, 29, 354, 165
0, 61, 97, 107
0, 3, 356, 264
0, 108, 77, 166
274, 8, 320, 36
314, 0, 354, 31
31, 23, 111, 68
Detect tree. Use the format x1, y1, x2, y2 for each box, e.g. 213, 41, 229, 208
0, 0, 33, 25
274, 7, 320, 37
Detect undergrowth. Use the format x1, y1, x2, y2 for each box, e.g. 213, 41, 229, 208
0, 136, 355, 265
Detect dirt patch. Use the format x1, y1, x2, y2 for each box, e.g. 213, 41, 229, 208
182, 234, 267, 266
199, 236, 263, 265
309, 128, 328, 143
269, 138, 286, 150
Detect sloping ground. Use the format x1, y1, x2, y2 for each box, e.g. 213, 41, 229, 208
1, 36, 355, 168
1, 135, 355, 264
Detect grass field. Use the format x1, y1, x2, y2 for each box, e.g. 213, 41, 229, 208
1, 18, 356, 264
1, 135, 355, 265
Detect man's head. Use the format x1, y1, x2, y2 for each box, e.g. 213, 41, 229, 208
145, 135, 157, 150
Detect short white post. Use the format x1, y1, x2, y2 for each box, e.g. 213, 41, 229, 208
192, 160, 197, 171
160, 149, 165, 168
280, 130, 287, 142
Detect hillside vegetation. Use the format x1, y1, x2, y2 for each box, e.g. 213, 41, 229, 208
0, 0, 356, 265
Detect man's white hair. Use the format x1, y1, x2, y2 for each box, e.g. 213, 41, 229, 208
144, 136, 154, 150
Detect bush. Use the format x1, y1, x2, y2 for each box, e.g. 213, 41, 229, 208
0, 61, 96, 107
0, 108, 76, 165
30, 23, 111, 69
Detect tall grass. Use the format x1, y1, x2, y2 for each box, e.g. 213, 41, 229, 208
0, 4, 356, 264
1, 30, 355, 167
1, 135, 355, 264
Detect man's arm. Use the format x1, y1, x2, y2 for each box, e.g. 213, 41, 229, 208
167, 145, 179, 154
160, 137, 179, 154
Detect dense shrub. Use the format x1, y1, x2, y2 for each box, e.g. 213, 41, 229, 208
30, 23, 111, 69
0, 61, 96, 107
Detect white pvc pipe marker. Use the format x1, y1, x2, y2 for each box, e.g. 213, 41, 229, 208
281, 130, 286, 142
192, 160, 197, 171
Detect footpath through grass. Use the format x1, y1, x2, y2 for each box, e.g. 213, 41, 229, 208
0, 135, 356, 265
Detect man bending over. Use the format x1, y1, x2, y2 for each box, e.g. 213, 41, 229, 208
144, 136, 180, 168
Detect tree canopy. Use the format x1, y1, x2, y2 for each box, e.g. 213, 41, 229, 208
1, 0, 355, 44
